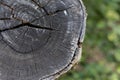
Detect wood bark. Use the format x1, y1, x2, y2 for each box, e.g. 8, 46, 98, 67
0, 0, 86, 80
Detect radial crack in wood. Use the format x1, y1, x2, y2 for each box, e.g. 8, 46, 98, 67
0, 23, 58, 32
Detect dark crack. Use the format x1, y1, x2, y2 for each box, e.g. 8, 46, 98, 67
0, 2, 28, 23
48, 6, 72, 15
77, 41, 82, 48
0, 18, 11, 20
0, 2, 13, 10
31, 0, 51, 15
31, 6, 73, 23
31, 0, 73, 16
0, 23, 58, 32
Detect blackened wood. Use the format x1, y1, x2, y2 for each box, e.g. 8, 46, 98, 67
0, 0, 86, 80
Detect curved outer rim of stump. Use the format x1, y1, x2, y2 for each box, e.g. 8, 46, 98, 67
41, 0, 87, 80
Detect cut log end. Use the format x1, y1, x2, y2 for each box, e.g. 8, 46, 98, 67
0, 0, 86, 80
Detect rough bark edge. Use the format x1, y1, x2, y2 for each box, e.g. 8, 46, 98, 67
42, 48, 82, 80
40, 0, 87, 80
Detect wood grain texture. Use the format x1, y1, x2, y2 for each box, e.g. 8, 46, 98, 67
0, 0, 86, 80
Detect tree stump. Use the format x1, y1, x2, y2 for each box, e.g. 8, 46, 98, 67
0, 0, 86, 80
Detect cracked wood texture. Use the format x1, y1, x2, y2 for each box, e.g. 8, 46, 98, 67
0, 0, 86, 80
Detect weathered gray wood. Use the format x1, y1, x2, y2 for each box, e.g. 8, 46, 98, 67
0, 0, 86, 80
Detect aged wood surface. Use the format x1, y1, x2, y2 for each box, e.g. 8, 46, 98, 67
0, 0, 86, 80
